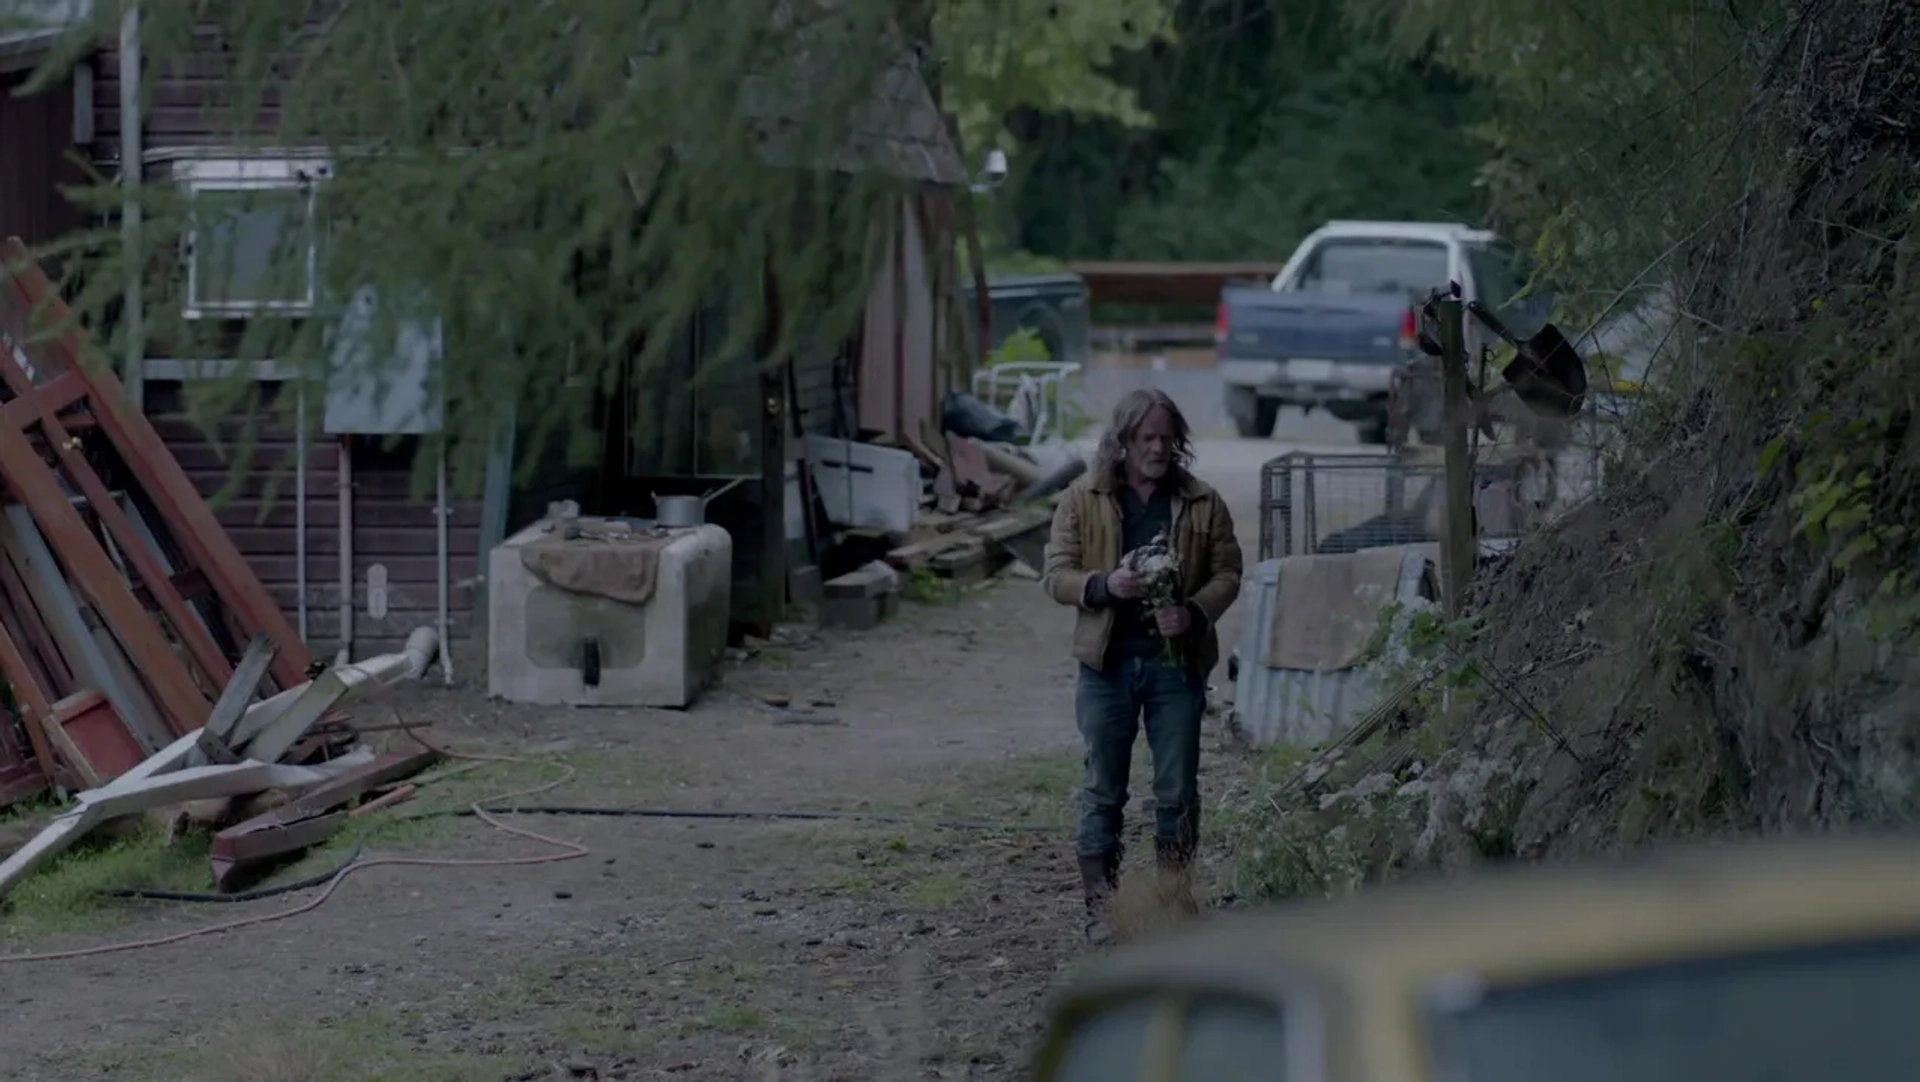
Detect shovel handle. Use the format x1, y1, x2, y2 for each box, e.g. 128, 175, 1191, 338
1465, 301, 1525, 348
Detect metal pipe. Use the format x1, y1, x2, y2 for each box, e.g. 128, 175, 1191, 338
335, 434, 353, 666
400, 625, 439, 680
227, 626, 440, 763
118, 6, 144, 405
294, 384, 308, 642
434, 439, 452, 684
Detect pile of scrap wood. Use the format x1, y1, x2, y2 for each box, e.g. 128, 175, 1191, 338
0, 238, 437, 895
918, 408, 1085, 518
0, 630, 447, 897
804, 388, 1080, 587
878, 504, 1056, 583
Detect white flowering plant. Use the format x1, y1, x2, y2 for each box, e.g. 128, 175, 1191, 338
1123, 530, 1184, 667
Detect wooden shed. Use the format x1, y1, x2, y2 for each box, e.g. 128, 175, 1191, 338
3, 16, 969, 661
0, 26, 88, 257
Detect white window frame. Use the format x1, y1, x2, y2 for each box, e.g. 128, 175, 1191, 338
177, 156, 332, 321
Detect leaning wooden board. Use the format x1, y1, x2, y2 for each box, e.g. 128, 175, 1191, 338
888, 507, 1053, 574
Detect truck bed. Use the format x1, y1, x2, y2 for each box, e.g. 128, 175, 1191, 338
1216, 285, 1410, 366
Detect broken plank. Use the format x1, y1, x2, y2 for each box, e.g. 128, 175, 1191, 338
235, 636, 434, 765
929, 540, 994, 582
884, 534, 971, 571
214, 809, 349, 882
194, 635, 278, 766
239, 672, 356, 766
0, 757, 341, 898
209, 748, 440, 891
971, 510, 1052, 543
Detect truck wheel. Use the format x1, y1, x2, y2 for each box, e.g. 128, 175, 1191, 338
1227, 387, 1280, 439
1356, 416, 1391, 445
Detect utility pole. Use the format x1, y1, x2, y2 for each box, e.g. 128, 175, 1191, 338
1437, 292, 1475, 617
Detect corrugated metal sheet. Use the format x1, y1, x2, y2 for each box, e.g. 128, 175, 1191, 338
1230, 547, 1439, 748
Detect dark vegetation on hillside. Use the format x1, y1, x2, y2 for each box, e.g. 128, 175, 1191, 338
1226, 0, 1920, 896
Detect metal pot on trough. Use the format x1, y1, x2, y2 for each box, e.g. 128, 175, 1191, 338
652, 477, 747, 529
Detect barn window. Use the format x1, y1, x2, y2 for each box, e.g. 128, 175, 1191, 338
176, 156, 330, 320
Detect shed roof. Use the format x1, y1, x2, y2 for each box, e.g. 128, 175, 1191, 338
0, 27, 64, 72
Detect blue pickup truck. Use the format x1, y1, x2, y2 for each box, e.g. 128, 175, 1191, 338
1216, 221, 1538, 441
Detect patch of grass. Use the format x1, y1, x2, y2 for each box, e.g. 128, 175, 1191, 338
818, 749, 1083, 829
903, 566, 962, 605
3, 747, 644, 944
707, 1003, 767, 1033
984, 751, 1084, 822
0, 824, 210, 942
75, 1007, 532, 1082
883, 750, 1085, 829
684, 957, 766, 995
902, 869, 970, 908
552, 1015, 659, 1059
289, 748, 656, 872
811, 832, 987, 911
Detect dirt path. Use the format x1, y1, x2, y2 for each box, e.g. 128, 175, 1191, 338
1, 434, 1271, 1082
0, 579, 1224, 1082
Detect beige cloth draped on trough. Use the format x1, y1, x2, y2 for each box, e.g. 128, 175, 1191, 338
518, 518, 675, 606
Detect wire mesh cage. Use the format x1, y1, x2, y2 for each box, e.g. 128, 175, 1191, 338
1257, 451, 1548, 561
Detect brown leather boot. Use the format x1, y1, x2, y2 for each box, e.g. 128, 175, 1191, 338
1155, 838, 1200, 917
1077, 852, 1120, 946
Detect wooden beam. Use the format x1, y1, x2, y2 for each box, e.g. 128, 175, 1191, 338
0, 238, 313, 689
1438, 295, 1476, 617
0, 371, 87, 428
0, 611, 57, 784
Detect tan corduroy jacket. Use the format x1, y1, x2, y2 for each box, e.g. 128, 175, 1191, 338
1040, 468, 1243, 676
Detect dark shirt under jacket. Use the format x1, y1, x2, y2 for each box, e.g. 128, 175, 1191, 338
1085, 484, 1173, 663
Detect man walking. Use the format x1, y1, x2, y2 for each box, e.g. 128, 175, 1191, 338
1041, 388, 1243, 945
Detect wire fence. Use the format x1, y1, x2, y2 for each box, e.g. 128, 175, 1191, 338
1258, 449, 1576, 561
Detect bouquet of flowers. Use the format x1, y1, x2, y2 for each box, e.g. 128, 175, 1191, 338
1124, 530, 1184, 667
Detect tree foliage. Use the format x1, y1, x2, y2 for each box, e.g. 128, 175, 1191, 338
1351, 0, 1771, 317
1346, 0, 1920, 845
933, 0, 1174, 160
1002, 0, 1489, 263
10, 0, 1235, 491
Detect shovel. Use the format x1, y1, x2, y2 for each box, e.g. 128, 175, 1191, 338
1465, 301, 1589, 420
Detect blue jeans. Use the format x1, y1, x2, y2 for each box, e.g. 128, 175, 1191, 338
1074, 657, 1205, 859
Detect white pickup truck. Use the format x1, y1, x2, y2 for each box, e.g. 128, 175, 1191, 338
1215, 220, 1539, 441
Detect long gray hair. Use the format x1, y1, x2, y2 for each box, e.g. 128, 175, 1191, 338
1092, 388, 1194, 481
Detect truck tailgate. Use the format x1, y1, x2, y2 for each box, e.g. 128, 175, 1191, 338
1218, 287, 1409, 363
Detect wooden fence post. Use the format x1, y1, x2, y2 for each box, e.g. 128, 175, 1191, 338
1438, 295, 1475, 617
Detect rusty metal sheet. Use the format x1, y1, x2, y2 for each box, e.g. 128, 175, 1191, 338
49, 688, 147, 785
